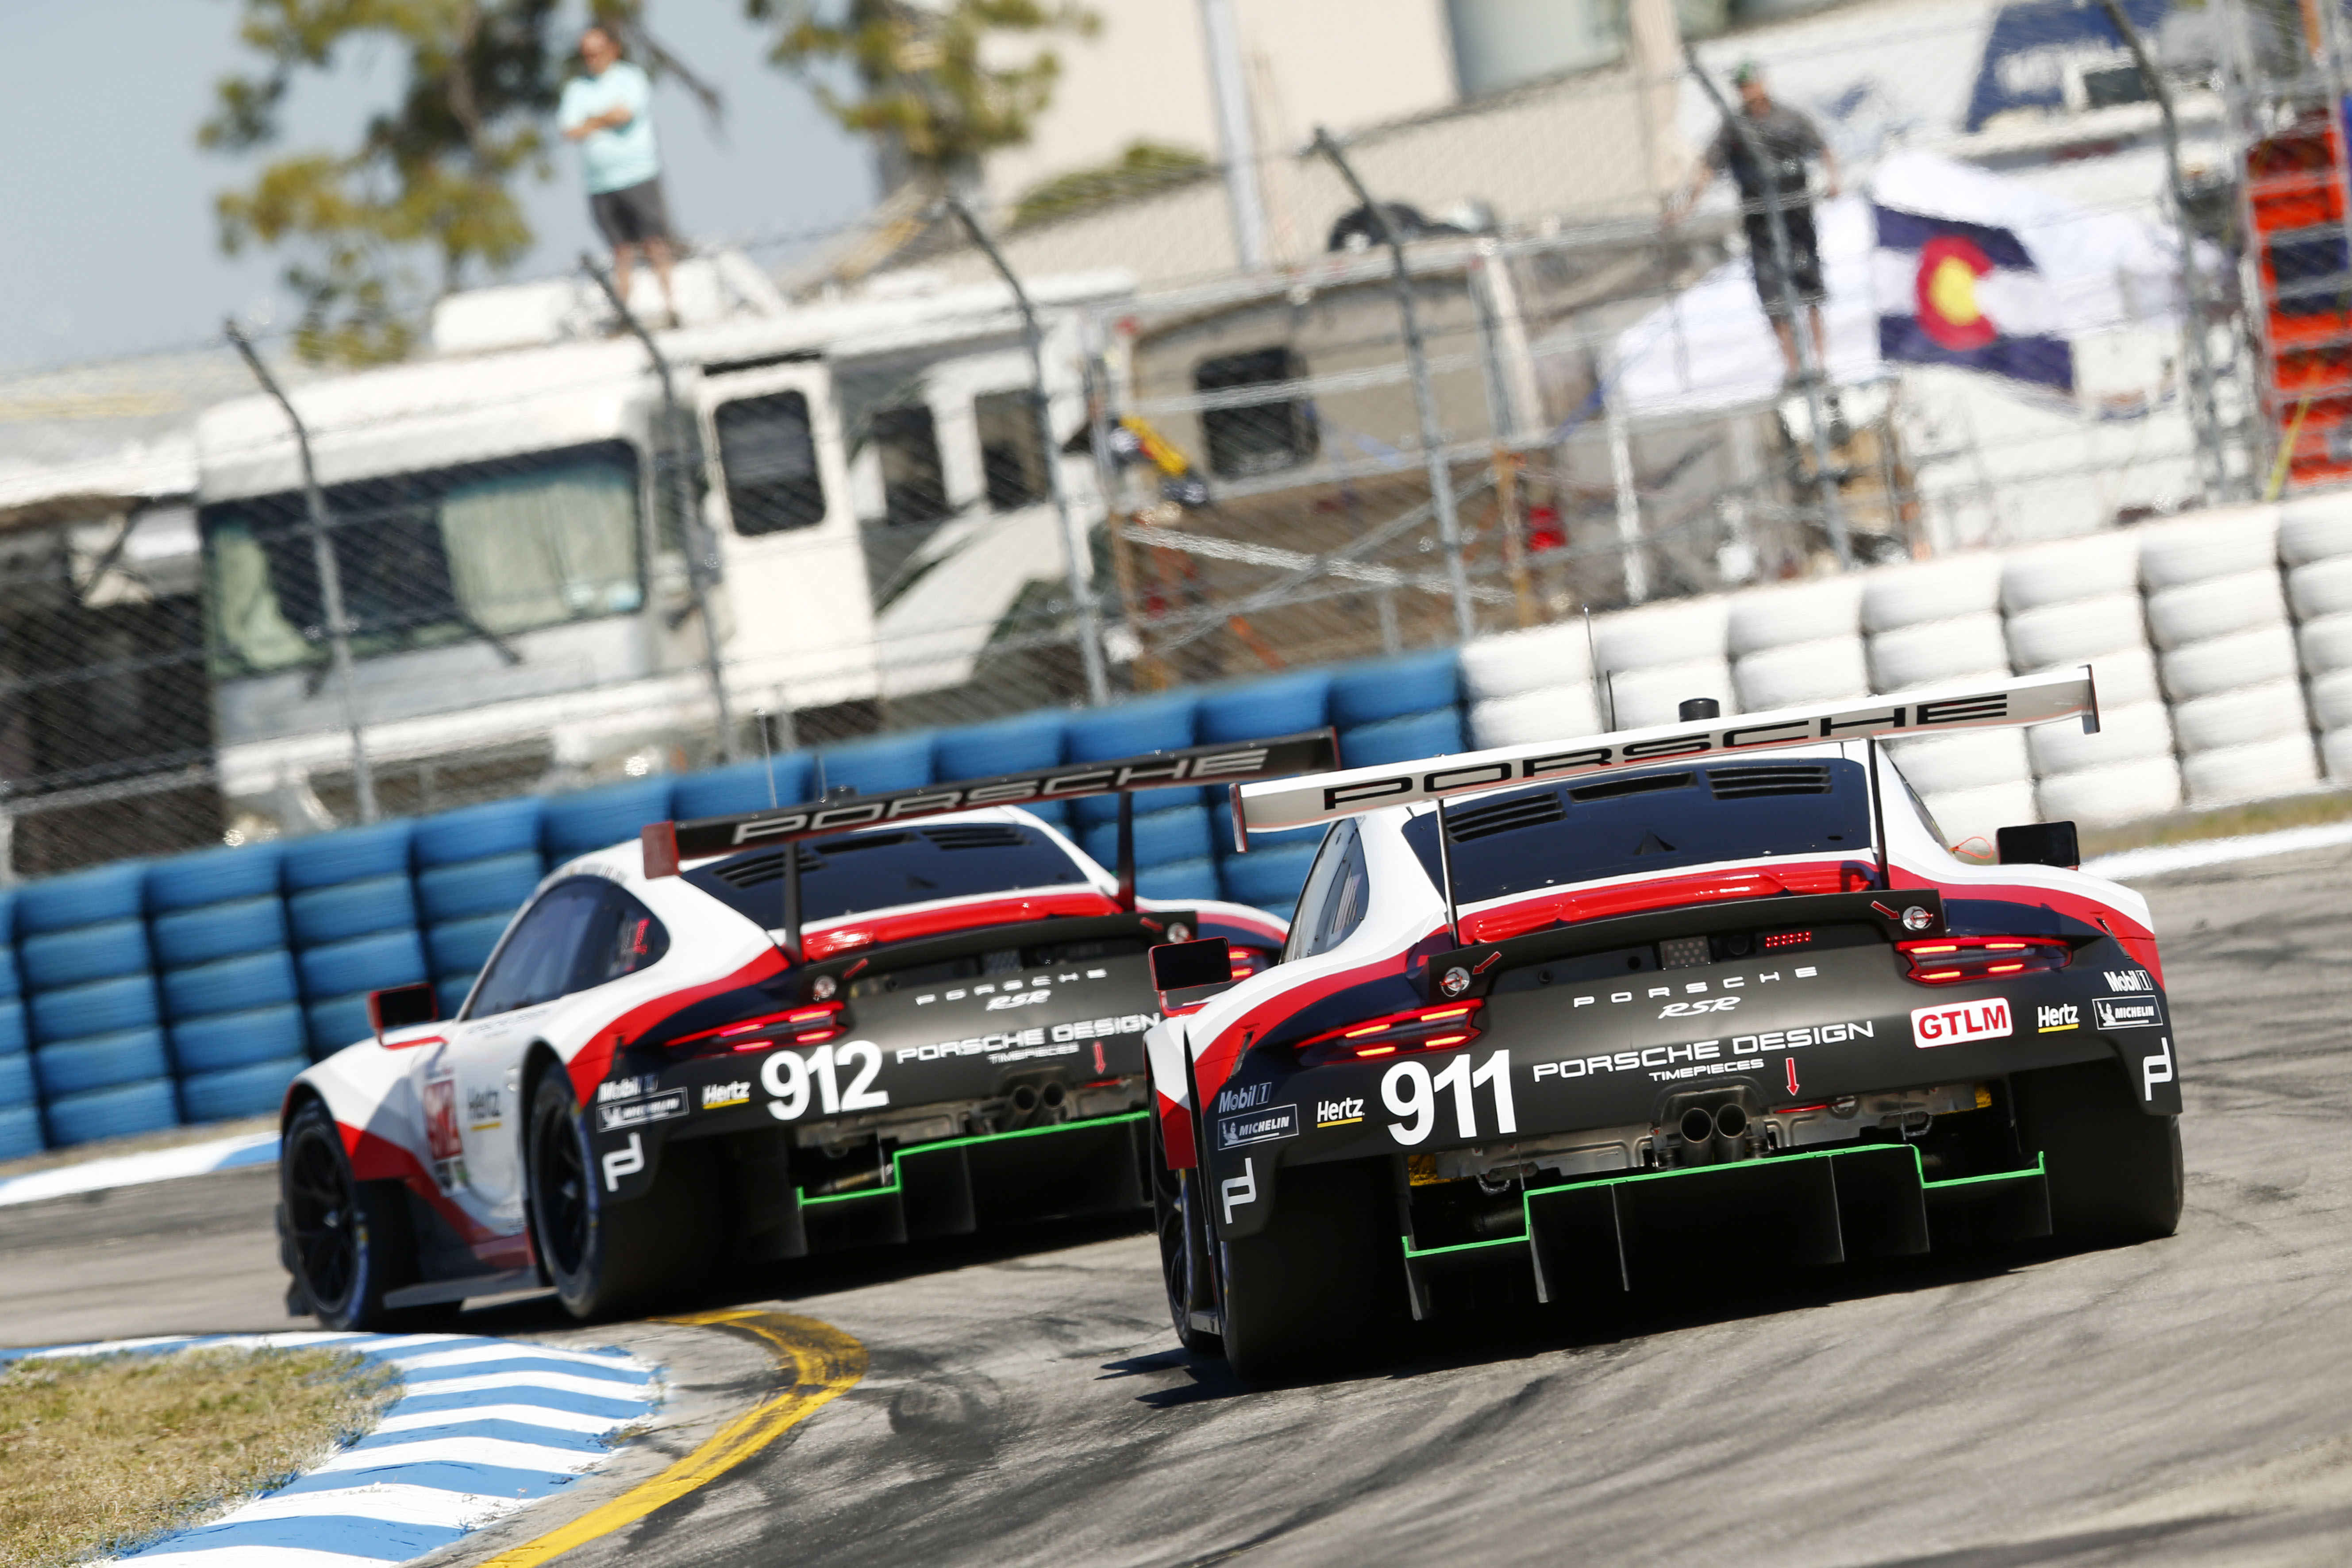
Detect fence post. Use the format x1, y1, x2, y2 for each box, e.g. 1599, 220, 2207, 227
1605, 383, 1650, 604
224, 320, 378, 825
1682, 49, 1853, 570
2095, 0, 2229, 502
946, 197, 1112, 705
1311, 127, 1478, 644
582, 256, 739, 763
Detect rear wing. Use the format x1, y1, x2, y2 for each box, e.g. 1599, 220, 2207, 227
643, 728, 1341, 877
1232, 669, 2098, 845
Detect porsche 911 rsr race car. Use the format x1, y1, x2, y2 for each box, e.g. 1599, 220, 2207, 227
1143, 672, 2184, 1381
275, 733, 1334, 1328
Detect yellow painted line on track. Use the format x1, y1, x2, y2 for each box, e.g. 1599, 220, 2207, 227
474, 1309, 867, 1565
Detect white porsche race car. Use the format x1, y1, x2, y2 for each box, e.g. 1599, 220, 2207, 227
1141, 672, 2185, 1381
275, 732, 1334, 1327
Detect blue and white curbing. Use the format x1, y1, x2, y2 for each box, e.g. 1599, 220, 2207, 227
0, 1330, 660, 1566
0, 1132, 279, 1208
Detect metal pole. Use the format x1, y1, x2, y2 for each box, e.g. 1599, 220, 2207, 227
581, 254, 740, 761
1199, 0, 1271, 269
1605, 381, 1649, 603
1311, 127, 1478, 643
1682, 50, 1852, 569
2096, 0, 2227, 501
943, 198, 1112, 705
223, 320, 377, 825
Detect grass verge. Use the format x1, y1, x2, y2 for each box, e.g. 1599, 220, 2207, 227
2078, 787, 2352, 858
0, 1346, 399, 1568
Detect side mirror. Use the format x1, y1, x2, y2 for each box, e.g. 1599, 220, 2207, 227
1150, 937, 1236, 1013
369, 981, 442, 1040
1996, 821, 2080, 870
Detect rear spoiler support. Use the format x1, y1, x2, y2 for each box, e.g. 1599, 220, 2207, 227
641, 729, 1343, 949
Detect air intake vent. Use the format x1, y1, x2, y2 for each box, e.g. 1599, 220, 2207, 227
1447, 793, 1566, 843
713, 846, 826, 887
922, 824, 1030, 851
1569, 772, 1695, 803
1708, 765, 1832, 799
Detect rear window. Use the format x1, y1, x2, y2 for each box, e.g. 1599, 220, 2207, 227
1402, 761, 1871, 905
685, 820, 1092, 929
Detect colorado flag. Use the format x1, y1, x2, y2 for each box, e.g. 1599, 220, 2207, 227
1874, 206, 2074, 393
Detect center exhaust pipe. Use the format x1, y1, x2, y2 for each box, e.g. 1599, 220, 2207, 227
1673, 1101, 1756, 1165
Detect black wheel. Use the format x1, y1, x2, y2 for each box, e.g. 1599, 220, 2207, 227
527, 1068, 701, 1319
1151, 1117, 1223, 1357
2012, 1059, 2184, 1245
1218, 1157, 1408, 1384
280, 1098, 415, 1330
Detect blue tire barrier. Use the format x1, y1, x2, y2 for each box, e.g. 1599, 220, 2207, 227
288, 874, 418, 948
305, 993, 380, 1057
45, 1078, 180, 1146
0, 999, 23, 1057
1197, 671, 1334, 742
1339, 706, 1464, 767
1218, 841, 1324, 915
179, 1057, 306, 1123
34, 1028, 171, 1098
935, 712, 1065, 778
0, 939, 18, 1002
1329, 649, 1461, 728
426, 913, 510, 979
1080, 806, 1215, 872
298, 929, 427, 1001
1137, 857, 1224, 903
414, 797, 545, 867
437, 973, 477, 1017
151, 896, 289, 971
673, 755, 813, 822
20, 918, 151, 992
162, 950, 300, 1018
0, 1104, 40, 1158
18, 862, 146, 935
1068, 695, 1202, 821
31, 974, 162, 1044
417, 852, 543, 924
146, 842, 285, 913
543, 778, 675, 864
0, 1051, 33, 1109
169, 1004, 311, 1075
283, 820, 416, 892
818, 732, 937, 796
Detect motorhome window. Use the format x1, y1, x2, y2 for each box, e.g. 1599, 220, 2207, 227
1195, 347, 1317, 478
975, 389, 1047, 509
869, 405, 949, 527
716, 390, 827, 535
199, 441, 642, 675
1401, 760, 1871, 904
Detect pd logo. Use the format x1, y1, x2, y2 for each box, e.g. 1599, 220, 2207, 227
1913, 998, 2012, 1048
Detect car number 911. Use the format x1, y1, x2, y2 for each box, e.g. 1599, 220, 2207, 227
1382, 1050, 1516, 1145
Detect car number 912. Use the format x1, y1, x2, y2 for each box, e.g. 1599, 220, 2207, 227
1383, 1050, 1516, 1145
760, 1041, 891, 1121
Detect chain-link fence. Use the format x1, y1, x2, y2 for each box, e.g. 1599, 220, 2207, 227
4, 0, 2350, 880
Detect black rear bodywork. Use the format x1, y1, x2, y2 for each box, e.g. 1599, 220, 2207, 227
1197, 886, 2181, 1314
587, 909, 1207, 1256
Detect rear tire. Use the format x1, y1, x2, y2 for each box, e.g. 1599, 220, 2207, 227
1218, 1158, 1407, 1384
1151, 1117, 1223, 1358
280, 1098, 415, 1330
2012, 1059, 2184, 1245
527, 1068, 702, 1320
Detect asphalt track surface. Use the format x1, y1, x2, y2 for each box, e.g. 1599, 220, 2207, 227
8, 850, 2352, 1566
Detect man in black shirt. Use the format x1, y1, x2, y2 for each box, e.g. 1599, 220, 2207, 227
1669, 63, 1842, 385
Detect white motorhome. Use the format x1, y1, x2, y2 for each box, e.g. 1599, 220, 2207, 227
192, 258, 1129, 829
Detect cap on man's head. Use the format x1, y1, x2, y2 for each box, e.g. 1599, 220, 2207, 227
1732, 59, 1763, 85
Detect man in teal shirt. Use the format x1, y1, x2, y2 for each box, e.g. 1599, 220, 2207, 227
560, 25, 677, 325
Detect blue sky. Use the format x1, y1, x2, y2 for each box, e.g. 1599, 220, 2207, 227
5, 2, 875, 370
